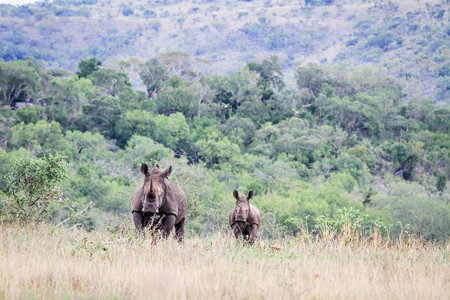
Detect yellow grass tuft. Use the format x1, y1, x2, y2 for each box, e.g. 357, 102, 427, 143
0, 223, 448, 299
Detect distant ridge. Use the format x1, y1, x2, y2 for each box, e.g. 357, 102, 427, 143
0, 0, 448, 103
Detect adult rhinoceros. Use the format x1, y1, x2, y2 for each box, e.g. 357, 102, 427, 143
131, 163, 187, 242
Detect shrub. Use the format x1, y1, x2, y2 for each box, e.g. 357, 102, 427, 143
122, 7, 134, 16
314, 207, 386, 239
366, 32, 394, 51
2, 155, 67, 222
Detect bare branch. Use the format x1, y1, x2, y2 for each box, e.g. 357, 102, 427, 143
56, 201, 94, 227
69, 223, 82, 230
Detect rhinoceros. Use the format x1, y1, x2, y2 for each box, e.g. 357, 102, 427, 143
229, 190, 261, 244
131, 163, 187, 242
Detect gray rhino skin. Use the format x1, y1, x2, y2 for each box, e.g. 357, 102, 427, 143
229, 190, 261, 244
131, 163, 187, 242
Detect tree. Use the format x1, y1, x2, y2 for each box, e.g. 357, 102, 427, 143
114, 110, 154, 148
196, 131, 241, 169
43, 76, 95, 129
191, 81, 215, 118
371, 180, 449, 241
400, 97, 435, 129
323, 96, 381, 144
3, 155, 67, 221
0, 106, 17, 150
114, 110, 190, 152
207, 75, 235, 119
9, 120, 67, 155
236, 98, 293, 127
89, 68, 131, 97
75, 95, 122, 139
0, 60, 41, 107
156, 51, 209, 84
76, 57, 102, 78
0, 148, 11, 190
381, 142, 419, 180
151, 112, 191, 153
157, 51, 192, 77
207, 69, 263, 119
366, 32, 395, 51
156, 85, 198, 119
220, 117, 256, 148
247, 55, 285, 100
248, 122, 281, 158
431, 108, 450, 133
139, 58, 168, 98
63, 130, 111, 162
295, 63, 327, 103
436, 173, 447, 194
121, 135, 173, 170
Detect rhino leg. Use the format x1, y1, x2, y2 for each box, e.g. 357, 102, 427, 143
160, 214, 176, 239
132, 212, 145, 236
175, 218, 185, 242
248, 224, 259, 245
232, 224, 243, 240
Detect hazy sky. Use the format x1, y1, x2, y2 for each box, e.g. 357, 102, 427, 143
0, 0, 39, 4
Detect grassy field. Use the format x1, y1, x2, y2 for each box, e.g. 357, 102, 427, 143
0, 223, 448, 299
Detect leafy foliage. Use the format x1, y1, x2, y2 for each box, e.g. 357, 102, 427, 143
76, 57, 102, 79
314, 207, 386, 238
0, 55, 448, 241
139, 58, 168, 98
3, 155, 67, 221
0, 60, 41, 107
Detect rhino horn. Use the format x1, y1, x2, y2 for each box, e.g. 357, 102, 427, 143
148, 177, 156, 198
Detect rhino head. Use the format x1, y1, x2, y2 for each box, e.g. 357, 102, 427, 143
140, 163, 172, 214
233, 189, 254, 223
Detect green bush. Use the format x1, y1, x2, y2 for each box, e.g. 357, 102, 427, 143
371, 179, 449, 241
2, 155, 67, 222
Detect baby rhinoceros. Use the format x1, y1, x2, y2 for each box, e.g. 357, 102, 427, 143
229, 190, 261, 245
131, 163, 187, 242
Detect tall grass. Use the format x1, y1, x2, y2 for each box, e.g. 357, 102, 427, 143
0, 223, 448, 299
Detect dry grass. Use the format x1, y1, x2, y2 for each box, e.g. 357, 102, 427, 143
0, 223, 448, 299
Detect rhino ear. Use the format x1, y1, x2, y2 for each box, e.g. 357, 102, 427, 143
247, 190, 254, 201
140, 163, 149, 176
233, 189, 239, 200
161, 166, 172, 178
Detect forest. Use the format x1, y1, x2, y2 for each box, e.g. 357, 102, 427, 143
0, 53, 448, 241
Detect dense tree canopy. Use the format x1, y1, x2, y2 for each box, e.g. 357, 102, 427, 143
0, 56, 448, 241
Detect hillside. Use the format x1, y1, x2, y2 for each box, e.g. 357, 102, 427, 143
0, 0, 448, 103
